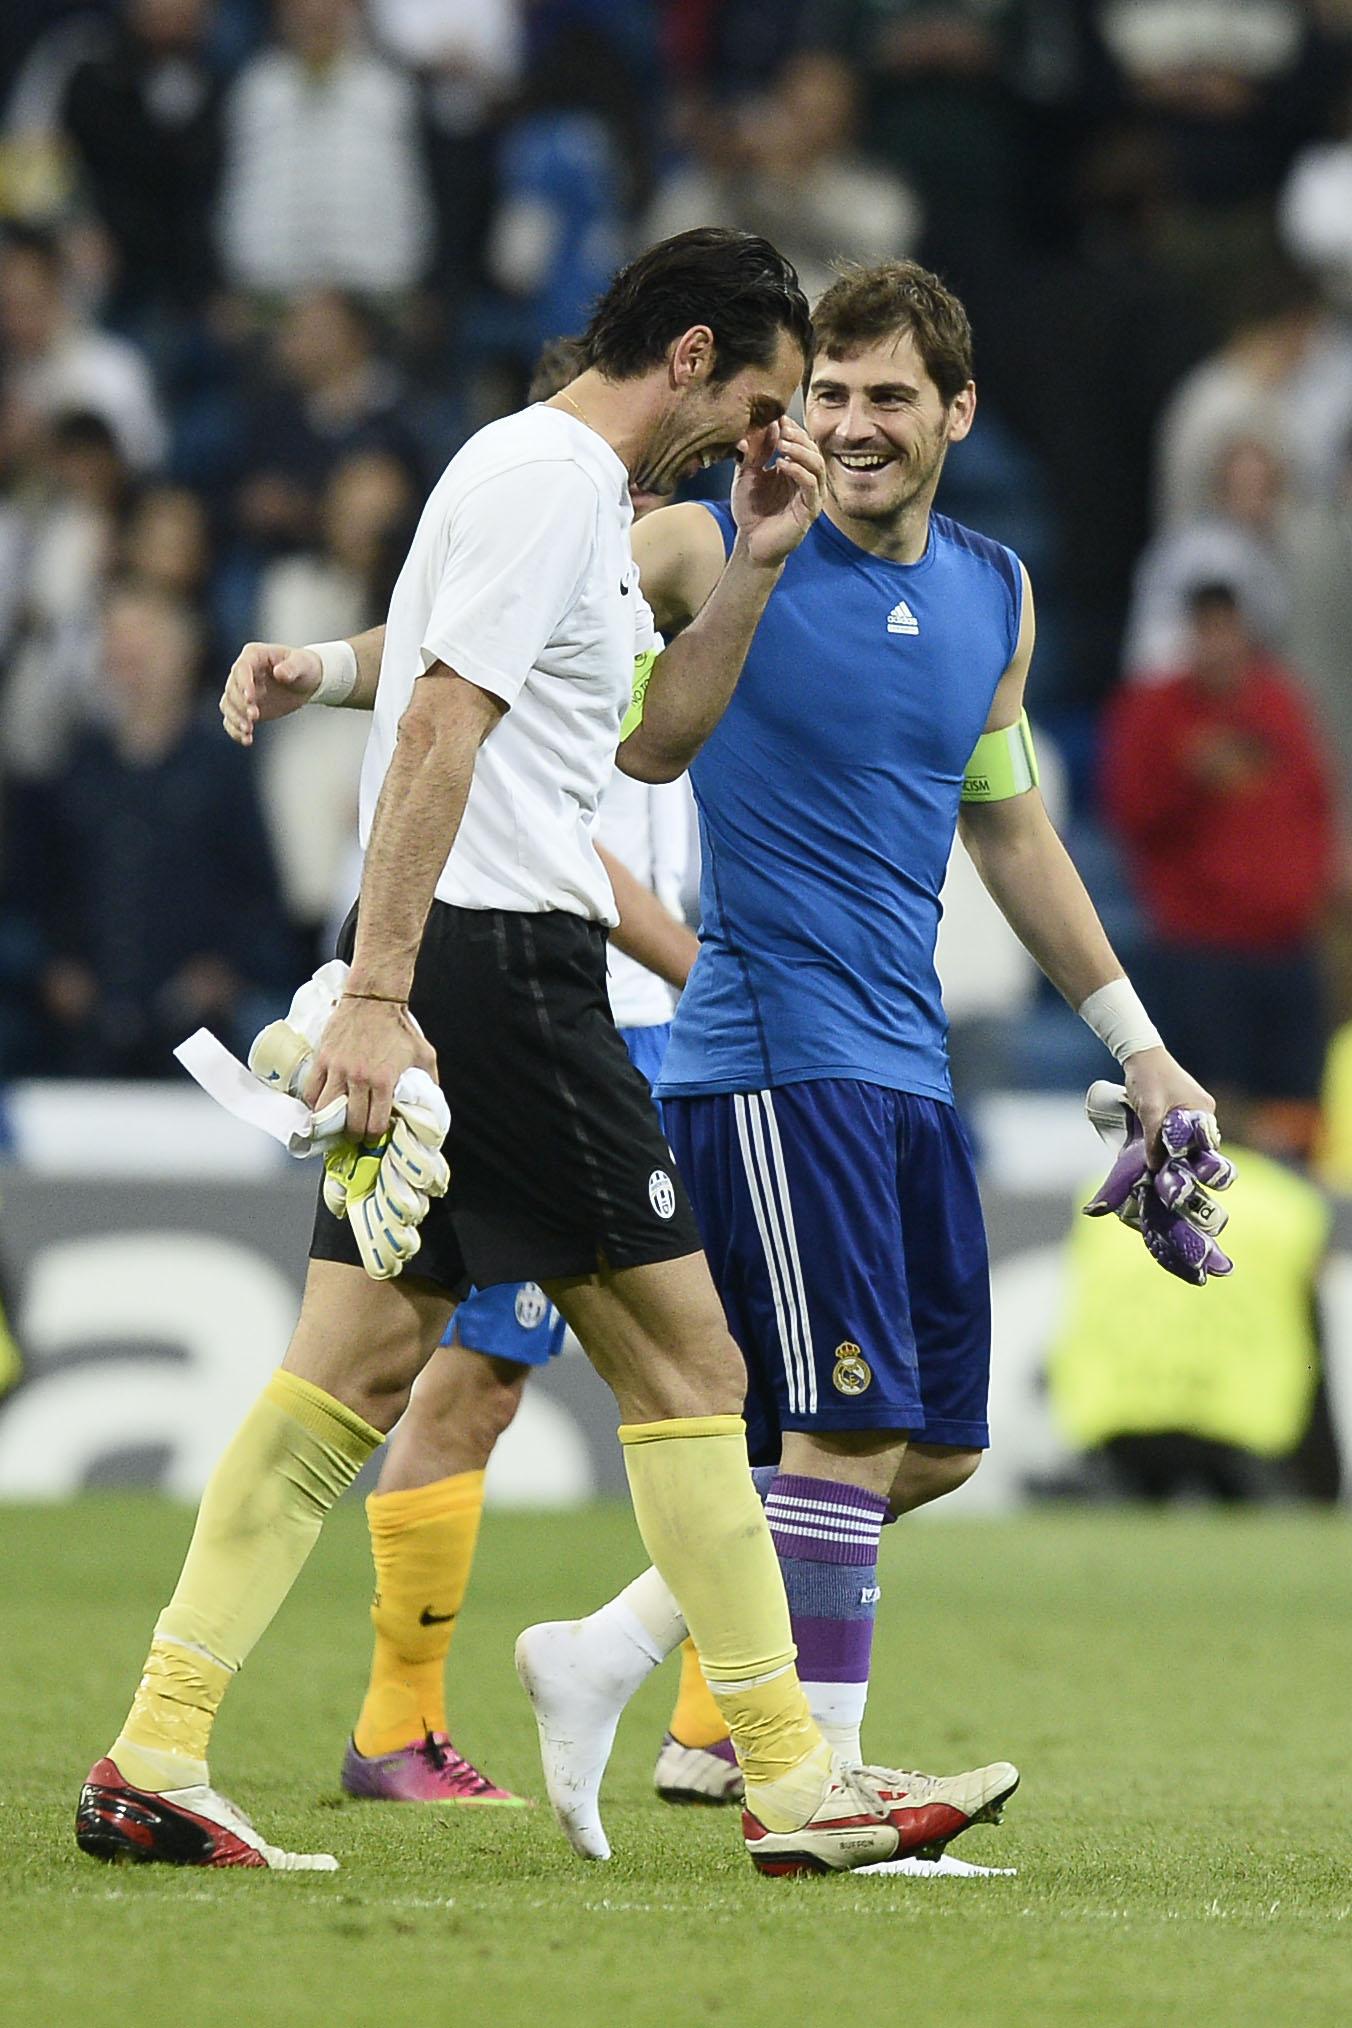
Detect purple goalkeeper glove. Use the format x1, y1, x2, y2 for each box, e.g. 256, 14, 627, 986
1082, 1082, 1236, 1286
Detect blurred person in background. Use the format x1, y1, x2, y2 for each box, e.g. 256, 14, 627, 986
253, 448, 417, 958
1095, 0, 1337, 326
1094, 0, 1329, 231
232, 288, 416, 559
0, 409, 129, 780
116, 475, 223, 673
483, 22, 631, 379
1124, 434, 1291, 676
118, 480, 212, 608
1131, 425, 1352, 841
367, 0, 522, 297
0, 578, 294, 1077
645, 51, 922, 306
1103, 580, 1338, 1146
0, 225, 167, 472
1049, 1104, 1337, 1503
1152, 271, 1352, 526
1280, 77, 1352, 312
58, 0, 225, 326
800, 0, 1031, 259
666, 0, 821, 103
1284, 423, 1352, 830
216, 0, 434, 301
0, 1233, 21, 1400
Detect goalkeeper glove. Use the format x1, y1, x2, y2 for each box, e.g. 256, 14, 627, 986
321, 1076, 450, 1280
1082, 1081, 1236, 1286
247, 964, 450, 1281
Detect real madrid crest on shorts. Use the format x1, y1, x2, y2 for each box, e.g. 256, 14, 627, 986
648, 1169, 676, 1219
832, 1340, 872, 1396
514, 1282, 549, 1330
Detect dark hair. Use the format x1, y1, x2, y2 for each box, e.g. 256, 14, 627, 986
2, 222, 62, 273
1186, 579, 1242, 617
50, 408, 120, 456
811, 260, 974, 404
528, 334, 585, 403
579, 228, 811, 385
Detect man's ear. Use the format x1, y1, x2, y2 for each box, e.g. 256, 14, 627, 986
669, 325, 717, 388
947, 382, 977, 444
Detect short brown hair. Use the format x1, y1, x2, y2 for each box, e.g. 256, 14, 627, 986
810, 261, 974, 404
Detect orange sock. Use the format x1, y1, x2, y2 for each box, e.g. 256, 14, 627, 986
668, 1637, 731, 1749
352, 1470, 485, 1758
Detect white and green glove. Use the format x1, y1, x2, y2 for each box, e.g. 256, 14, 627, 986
248, 962, 450, 1281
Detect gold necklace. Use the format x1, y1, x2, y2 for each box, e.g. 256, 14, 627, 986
557, 387, 592, 429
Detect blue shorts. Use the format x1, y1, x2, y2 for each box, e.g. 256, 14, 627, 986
449, 1020, 673, 1367
662, 1080, 991, 1460
451, 1278, 567, 1367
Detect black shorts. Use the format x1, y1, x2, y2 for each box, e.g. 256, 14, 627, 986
309, 902, 703, 1296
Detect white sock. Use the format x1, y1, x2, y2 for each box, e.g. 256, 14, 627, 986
801, 1681, 868, 1765
515, 1571, 684, 1863
598, 1567, 687, 1676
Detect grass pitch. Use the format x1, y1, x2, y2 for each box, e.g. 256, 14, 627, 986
1, 1498, 1348, 2028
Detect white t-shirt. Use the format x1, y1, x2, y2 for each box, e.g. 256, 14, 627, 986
360, 406, 655, 923
595, 770, 696, 1029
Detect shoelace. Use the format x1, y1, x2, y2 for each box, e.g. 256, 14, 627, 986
419, 1733, 496, 1794
841, 1764, 938, 1818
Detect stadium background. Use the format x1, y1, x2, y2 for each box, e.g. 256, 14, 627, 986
0, 7, 1350, 2027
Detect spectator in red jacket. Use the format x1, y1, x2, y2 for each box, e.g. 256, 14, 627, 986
1103, 580, 1337, 1113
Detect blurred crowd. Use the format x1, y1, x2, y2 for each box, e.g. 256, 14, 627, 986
1, 0, 1351, 1171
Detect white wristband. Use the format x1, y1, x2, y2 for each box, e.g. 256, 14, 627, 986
1077, 978, 1163, 1064
307, 638, 359, 707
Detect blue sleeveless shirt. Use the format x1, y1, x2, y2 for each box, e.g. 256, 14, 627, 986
654, 505, 1023, 1103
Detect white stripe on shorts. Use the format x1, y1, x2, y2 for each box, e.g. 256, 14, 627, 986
756, 1091, 818, 1416
733, 1091, 816, 1416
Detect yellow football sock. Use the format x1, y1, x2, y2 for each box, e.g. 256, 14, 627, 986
353, 1469, 486, 1757
619, 1416, 830, 1832
669, 1637, 730, 1750
111, 1369, 382, 1792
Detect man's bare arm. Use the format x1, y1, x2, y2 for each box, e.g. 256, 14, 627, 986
221, 625, 387, 745
630, 502, 727, 638
618, 418, 825, 784
304, 667, 504, 1138
596, 842, 699, 989
959, 566, 1214, 1150
959, 789, 1124, 1010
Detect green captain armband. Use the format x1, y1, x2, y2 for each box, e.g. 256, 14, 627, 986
620, 646, 659, 742
961, 710, 1040, 803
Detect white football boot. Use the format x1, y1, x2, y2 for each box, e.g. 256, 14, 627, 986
743, 1759, 1019, 1876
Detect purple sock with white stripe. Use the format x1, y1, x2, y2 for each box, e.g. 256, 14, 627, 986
763, 1472, 886, 1763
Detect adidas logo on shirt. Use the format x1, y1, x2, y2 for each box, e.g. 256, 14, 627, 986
886, 600, 919, 636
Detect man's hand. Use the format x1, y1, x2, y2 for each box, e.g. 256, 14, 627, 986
304, 995, 437, 1142
247, 964, 448, 1278
220, 642, 323, 747
730, 416, 826, 569
1122, 1046, 1216, 1167
1084, 1079, 1236, 1286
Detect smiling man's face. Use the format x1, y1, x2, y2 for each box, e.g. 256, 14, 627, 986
639, 326, 805, 492
805, 328, 975, 528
